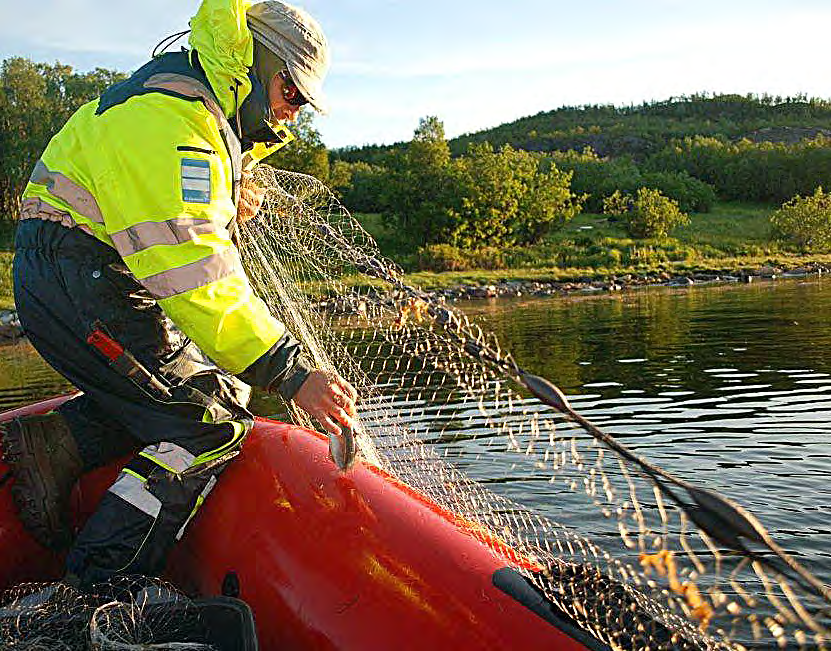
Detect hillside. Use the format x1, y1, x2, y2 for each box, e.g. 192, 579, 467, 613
332, 93, 831, 164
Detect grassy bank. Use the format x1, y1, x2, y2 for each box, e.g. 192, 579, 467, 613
358, 202, 780, 266
0, 202, 829, 307
356, 202, 831, 290
402, 252, 831, 291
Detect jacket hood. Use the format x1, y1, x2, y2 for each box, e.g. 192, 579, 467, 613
189, 0, 254, 118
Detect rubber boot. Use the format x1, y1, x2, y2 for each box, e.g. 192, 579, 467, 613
1, 413, 84, 550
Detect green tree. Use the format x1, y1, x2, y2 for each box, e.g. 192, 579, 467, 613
513, 151, 581, 243
338, 93, 831, 209
549, 147, 642, 212
377, 116, 458, 246
408, 116, 450, 168
605, 187, 689, 238
448, 142, 524, 246
329, 159, 388, 212
771, 187, 831, 251
646, 135, 831, 204
639, 170, 715, 213
265, 109, 329, 181
602, 189, 632, 217
450, 143, 580, 247
0, 57, 124, 219
379, 118, 580, 249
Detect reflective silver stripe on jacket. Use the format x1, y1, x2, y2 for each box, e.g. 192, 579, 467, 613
140, 441, 196, 473
19, 197, 94, 238
110, 217, 218, 256
140, 248, 243, 299
109, 471, 162, 518
144, 73, 242, 205
28, 161, 105, 224
176, 475, 218, 541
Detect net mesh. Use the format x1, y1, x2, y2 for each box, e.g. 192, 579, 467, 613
0, 578, 215, 650
239, 165, 831, 651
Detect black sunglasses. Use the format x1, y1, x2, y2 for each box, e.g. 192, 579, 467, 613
278, 70, 309, 107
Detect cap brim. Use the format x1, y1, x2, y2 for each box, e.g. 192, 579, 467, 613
288, 63, 329, 114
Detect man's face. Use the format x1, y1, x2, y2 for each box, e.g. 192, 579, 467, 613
267, 72, 303, 123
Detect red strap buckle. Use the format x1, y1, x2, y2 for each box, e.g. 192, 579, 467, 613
87, 329, 124, 362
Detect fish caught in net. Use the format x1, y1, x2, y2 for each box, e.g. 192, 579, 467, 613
239, 165, 831, 650
0, 577, 220, 650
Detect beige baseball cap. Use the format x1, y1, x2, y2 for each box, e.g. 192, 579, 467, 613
247, 1, 331, 114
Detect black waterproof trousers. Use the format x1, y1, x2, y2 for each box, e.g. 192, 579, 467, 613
13, 220, 253, 586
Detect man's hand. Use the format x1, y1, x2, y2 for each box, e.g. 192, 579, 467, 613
292, 369, 358, 436
236, 171, 267, 225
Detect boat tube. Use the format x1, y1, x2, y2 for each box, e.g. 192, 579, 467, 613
0, 395, 608, 650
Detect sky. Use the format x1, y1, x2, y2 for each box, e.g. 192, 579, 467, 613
1, 1, 830, 149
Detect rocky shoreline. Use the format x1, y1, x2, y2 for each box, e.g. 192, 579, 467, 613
434, 262, 829, 302
2, 262, 828, 342
311, 262, 829, 315
0, 309, 21, 341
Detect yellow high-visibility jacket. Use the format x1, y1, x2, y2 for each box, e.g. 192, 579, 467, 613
20, 0, 285, 376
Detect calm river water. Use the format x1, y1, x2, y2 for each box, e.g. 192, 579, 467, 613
1, 277, 830, 588
463, 277, 831, 590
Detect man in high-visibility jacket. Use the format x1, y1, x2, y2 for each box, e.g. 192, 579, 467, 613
1, 0, 357, 589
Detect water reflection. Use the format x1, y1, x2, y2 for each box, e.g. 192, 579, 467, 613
0, 339, 71, 411
1, 279, 830, 587
462, 279, 831, 582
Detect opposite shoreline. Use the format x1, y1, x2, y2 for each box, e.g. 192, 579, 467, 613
3, 262, 827, 342
421, 261, 828, 302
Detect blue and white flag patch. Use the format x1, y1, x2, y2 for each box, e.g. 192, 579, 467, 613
181, 158, 211, 204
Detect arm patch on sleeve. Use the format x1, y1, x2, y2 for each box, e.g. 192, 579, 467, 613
181, 158, 211, 204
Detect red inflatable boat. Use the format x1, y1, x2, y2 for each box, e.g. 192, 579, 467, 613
0, 395, 605, 650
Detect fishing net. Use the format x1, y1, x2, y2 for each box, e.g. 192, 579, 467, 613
0, 577, 217, 650
240, 165, 831, 651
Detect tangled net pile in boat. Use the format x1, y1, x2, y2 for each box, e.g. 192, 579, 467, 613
239, 166, 831, 651
0, 578, 216, 650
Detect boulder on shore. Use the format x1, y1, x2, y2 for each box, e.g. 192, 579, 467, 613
0, 310, 23, 340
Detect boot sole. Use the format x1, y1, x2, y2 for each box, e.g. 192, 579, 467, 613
2, 420, 73, 550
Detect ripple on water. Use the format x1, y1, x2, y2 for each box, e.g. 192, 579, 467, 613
463, 279, 831, 589
4, 279, 831, 592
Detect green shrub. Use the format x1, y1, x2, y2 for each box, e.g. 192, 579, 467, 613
415, 244, 507, 272
627, 245, 669, 265
549, 149, 642, 213
771, 187, 831, 251
639, 171, 716, 213
329, 160, 388, 213
467, 247, 505, 270
602, 190, 632, 217
381, 120, 582, 250
415, 244, 470, 271
605, 188, 690, 238
646, 135, 831, 204
0, 221, 15, 250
